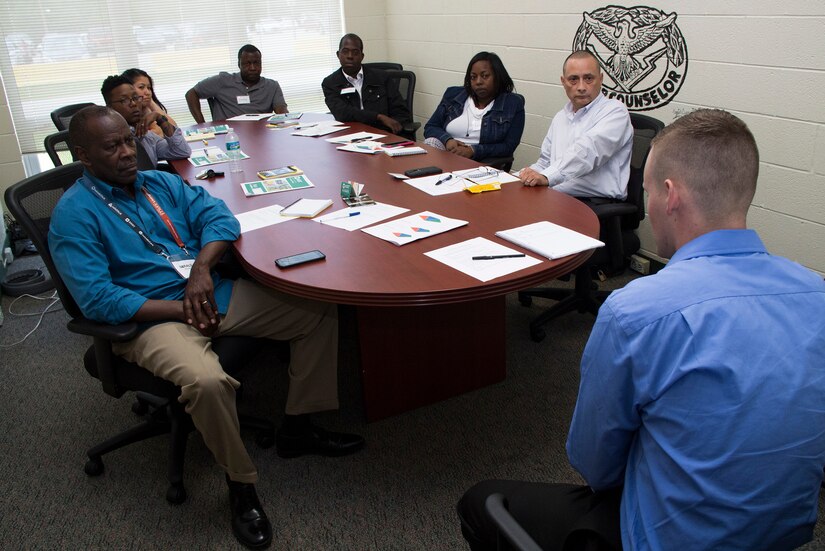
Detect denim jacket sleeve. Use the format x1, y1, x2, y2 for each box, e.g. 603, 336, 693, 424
423, 87, 463, 146
471, 92, 525, 161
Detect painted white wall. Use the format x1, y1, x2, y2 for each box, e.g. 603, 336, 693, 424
345, 0, 825, 274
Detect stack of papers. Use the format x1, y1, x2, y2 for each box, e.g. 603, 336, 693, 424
495, 221, 604, 260
184, 125, 229, 141
188, 147, 249, 167
361, 211, 468, 246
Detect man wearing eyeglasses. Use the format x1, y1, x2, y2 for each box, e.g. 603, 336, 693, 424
101, 75, 191, 170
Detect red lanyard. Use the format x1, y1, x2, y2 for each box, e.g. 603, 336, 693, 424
140, 188, 188, 256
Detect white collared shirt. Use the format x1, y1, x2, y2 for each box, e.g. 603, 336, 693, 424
343, 68, 365, 109
530, 93, 633, 199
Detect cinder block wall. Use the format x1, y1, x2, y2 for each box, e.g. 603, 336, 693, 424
345, 0, 825, 274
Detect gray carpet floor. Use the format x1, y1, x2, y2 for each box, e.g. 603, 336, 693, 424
1, 254, 824, 550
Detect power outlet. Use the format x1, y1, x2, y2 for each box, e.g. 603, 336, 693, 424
629, 254, 650, 275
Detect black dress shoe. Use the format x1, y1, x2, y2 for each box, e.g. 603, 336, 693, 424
227, 477, 272, 549
275, 425, 365, 458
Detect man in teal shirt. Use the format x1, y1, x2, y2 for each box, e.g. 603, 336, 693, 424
49, 106, 363, 549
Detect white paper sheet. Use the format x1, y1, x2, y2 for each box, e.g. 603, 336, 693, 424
424, 237, 542, 282
403, 166, 521, 196
235, 204, 296, 234
361, 211, 468, 246
292, 124, 351, 137
313, 202, 409, 231
226, 113, 273, 121
325, 131, 386, 144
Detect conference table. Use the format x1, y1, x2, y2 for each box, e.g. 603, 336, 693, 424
170, 114, 599, 421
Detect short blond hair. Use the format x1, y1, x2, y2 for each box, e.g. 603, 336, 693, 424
650, 109, 758, 220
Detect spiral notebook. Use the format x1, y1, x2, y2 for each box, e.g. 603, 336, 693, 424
383, 146, 426, 157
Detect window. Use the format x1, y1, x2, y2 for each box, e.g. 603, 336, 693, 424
0, 0, 344, 153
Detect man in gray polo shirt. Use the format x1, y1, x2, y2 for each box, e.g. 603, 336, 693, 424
186, 44, 288, 123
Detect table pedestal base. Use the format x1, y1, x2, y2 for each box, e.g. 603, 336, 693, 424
356, 296, 506, 421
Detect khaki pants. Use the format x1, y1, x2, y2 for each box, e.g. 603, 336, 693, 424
113, 278, 339, 483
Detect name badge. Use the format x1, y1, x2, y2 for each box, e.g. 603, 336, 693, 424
169, 254, 194, 279
340, 87, 356, 95
237, 95, 251, 104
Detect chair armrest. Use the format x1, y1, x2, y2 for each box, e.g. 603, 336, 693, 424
479, 156, 515, 171
593, 203, 638, 220
484, 493, 543, 551
67, 317, 140, 342
402, 121, 421, 132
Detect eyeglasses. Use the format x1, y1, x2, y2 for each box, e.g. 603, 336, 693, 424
110, 95, 142, 107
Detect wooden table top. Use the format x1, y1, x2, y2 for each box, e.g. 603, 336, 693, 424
171, 115, 599, 307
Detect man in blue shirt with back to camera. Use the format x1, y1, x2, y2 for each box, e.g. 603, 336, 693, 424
458, 109, 825, 551
49, 106, 364, 550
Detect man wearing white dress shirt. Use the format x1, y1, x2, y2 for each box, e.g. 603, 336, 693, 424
520, 50, 633, 201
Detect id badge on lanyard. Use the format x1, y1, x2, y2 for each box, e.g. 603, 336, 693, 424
168, 253, 194, 279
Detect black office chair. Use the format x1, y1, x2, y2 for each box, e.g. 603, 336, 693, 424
363, 61, 403, 71
485, 493, 542, 551
384, 69, 421, 141
4, 162, 276, 504
44, 130, 76, 167
50, 102, 96, 131
518, 113, 665, 342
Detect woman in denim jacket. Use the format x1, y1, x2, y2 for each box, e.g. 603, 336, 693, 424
424, 52, 525, 162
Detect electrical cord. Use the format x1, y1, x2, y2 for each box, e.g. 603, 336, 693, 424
0, 289, 63, 348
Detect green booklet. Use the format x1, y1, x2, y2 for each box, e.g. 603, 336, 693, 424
240, 174, 315, 197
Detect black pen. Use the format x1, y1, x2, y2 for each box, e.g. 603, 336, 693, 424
472, 254, 526, 260
280, 197, 302, 211
435, 174, 453, 186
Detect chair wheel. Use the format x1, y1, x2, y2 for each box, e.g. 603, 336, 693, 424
166, 484, 187, 504
85, 457, 104, 476
529, 327, 546, 343
256, 430, 276, 449
518, 294, 532, 307
132, 400, 149, 415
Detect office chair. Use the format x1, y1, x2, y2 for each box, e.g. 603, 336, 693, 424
4, 162, 276, 504
384, 69, 422, 141
50, 102, 96, 131
485, 493, 542, 551
518, 113, 665, 342
44, 130, 76, 167
363, 61, 403, 71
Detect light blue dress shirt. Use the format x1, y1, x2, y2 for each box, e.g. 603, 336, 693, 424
49, 170, 240, 325
530, 93, 633, 199
567, 229, 825, 550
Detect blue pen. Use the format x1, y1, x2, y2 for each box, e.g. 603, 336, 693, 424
323, 212, 361, 222
435, 174, 453, 186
